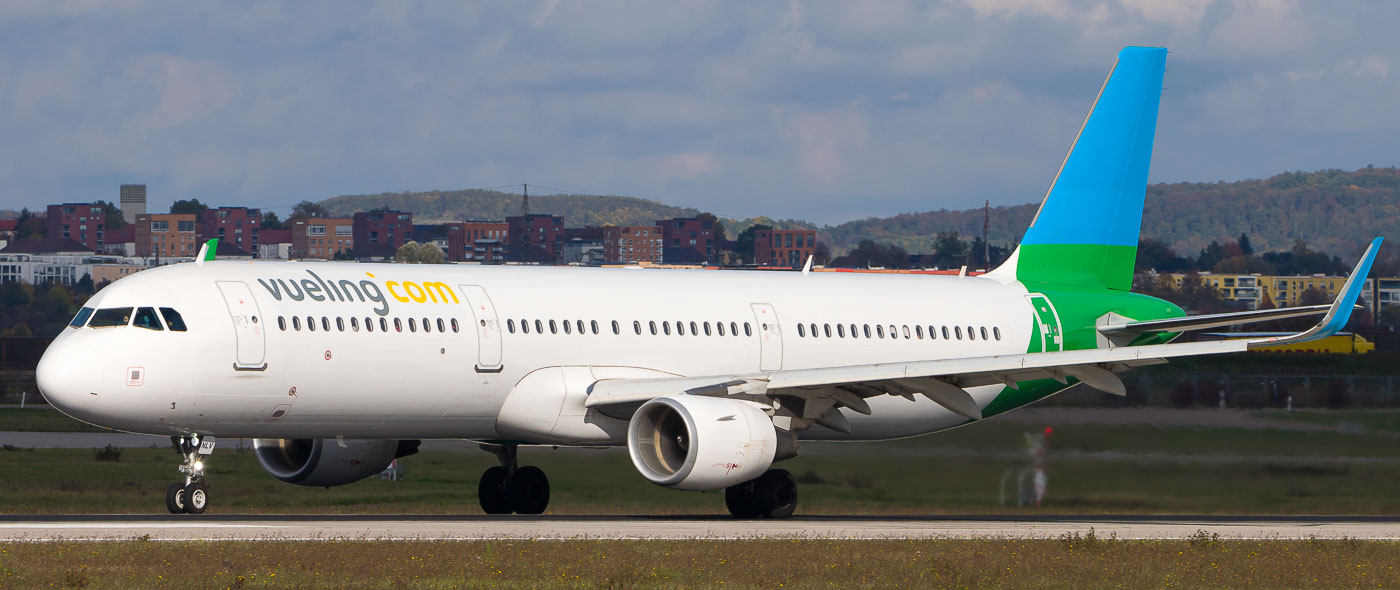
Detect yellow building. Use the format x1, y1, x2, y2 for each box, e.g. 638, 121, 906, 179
91, 264, 144, 285
1165, 273, 1357, 310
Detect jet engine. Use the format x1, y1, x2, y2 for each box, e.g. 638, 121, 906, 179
253, 438, 420, 487
627, 394, 792, 491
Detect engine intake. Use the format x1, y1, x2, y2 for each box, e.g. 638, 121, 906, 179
627, 394, 785, 491
253, 438, 419, 487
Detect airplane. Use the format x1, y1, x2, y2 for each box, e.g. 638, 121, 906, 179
36, 46, 1381, 518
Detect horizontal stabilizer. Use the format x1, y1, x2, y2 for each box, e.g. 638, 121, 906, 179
1099, 304, 1339, 335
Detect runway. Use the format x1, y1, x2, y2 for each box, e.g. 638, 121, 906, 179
2, 514, 1398, 541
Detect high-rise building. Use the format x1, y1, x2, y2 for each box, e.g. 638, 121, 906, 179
45, 203, 106, 251
119, 184, 147, 224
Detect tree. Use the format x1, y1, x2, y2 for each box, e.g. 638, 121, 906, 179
291, 200, 329, 219
829, 240, 909, 269
93, 200, 127, 228
1238, 233, 1254, 256
734, 224, 772, 264
813, 242, 832, 266
170, 198, 208, 216
261, 211, 284, 230
395, 241, 445, 264
0, 281, 30, 307
15, 208, 44, 239
1136, 238, 1194, 273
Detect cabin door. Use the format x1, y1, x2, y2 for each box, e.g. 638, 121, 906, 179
459, 285, 504, 372
751, 303, 783, 371
216, 281, 267, 370
1026, 293, 1064, 352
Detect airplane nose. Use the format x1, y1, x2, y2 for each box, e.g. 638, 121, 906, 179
35, 336, 97, 416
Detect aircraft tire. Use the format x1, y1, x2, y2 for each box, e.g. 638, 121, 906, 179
478, 466, 512, 514
724, 482, 761, 519
165, 483, 186, 514
507, 466, 550, 515
183, 482, 209, 515
754, 469, 797, 519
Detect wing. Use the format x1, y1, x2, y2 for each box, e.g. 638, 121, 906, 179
587, 238, 1382, 432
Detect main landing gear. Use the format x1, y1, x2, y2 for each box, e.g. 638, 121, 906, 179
477, 443, 551, 515
165, 434, 214, 515
725, 469, 798, 519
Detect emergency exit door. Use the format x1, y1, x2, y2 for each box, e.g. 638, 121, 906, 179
751, 303, 783, 371
459, 285, 503, 372
217, 281, 267, 370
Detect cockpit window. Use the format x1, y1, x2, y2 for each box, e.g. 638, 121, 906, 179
159, 308, 187, 332
133, 307, 164, 331
69, 307, 94, 329
88, 307, 134, 328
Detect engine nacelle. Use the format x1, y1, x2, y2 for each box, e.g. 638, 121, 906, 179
253, 438, 419, 487
627, 394, 782, 491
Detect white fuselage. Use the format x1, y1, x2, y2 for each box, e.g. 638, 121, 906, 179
39, 261, 1042, 443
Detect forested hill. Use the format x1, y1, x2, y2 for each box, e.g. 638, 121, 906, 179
822, 167, 1400, 259
319, 189, 700, 227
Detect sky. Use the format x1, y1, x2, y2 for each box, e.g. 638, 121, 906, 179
2, 0, 1397, 225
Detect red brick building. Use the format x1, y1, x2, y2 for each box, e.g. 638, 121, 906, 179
657, 217, 715, 263
199, 207, 262, 256
135, 213, 198, 259
45, 203, 106, 251
353, 210, 413, 254
290, 218, 353, 260
753, 229, 817, 267
446, 221, 508, 263
507, 214, 564, 263
602, 225, 662, 264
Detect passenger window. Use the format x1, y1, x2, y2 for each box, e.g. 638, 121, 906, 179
379, 318, 388, 332
890, 325, 898, 338
634, 321, 642, 335
649, 321, 657, 335
954, 326, 963, 340
579, 320, 587, 334
980, 327, 989, 340
351, 317, 360, 332
563, 320, 571, 334
422, 318, 432, 333
823, 324, 832, 338
365, 317, 374, 332
717, 322, 726, 336
676, 321, 684, 336
69, 307, 94, 328
336, 317, 345, 332
837, 324, 846, 338
810, 323, 818, 338
863, 324, 872, 338
409, 318, 418, 333
293, 316, 302, 331
608, 320, 616, 335
549, 320, 557, 334
663, 322, 671, 336
394, 318, 403, 332
88, 307, 133, 328
704, 322, 712, 336
797, 324, 806, 337
942, 326, 950, 339
850, 324, 858, 338
967, 326, 975, 340
915, 326, 923, 339
307, 316, 317, 332
535, 319, 544, 334
927, 325, 935, 339
507, 319, 516, 333
521, 319, 530, 334
437, 318, 446, 332
452, 319, 460, 333
134, 307, 164, 331
876, 325, 885, 339
278, 316, 287, 331
744, 322, 752, 337
321, 317, 330, 332
993, 327, 1001, 341
730, 322, 738, 336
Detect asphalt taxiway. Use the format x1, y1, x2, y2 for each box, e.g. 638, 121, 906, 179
1, 515, 1398, 541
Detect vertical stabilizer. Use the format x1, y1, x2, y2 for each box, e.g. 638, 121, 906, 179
990, 46, 1166, 290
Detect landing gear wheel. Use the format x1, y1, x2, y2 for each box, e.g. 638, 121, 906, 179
183, 482, 209, 514
754, 469, 797, 519
478, 466, 512, 514
165, 483, 186, 514
507, 466, 550, 515
725, 482, 761, 519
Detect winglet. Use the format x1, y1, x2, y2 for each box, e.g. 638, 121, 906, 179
1251, 237, 1382, 347
195, 238, 218, 266
802, 255, 813, 276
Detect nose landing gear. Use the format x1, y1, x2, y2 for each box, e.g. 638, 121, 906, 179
477, 443, 550, 515
165, 434, 214, 514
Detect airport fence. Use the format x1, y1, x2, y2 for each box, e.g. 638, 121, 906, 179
1051, 370, 1400, 409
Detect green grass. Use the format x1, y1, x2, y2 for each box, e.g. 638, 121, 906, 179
2, 538, 1399, 589
4, 427, 1400, 515
1256, 409, 1400, 433
0, 407, 110, 432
